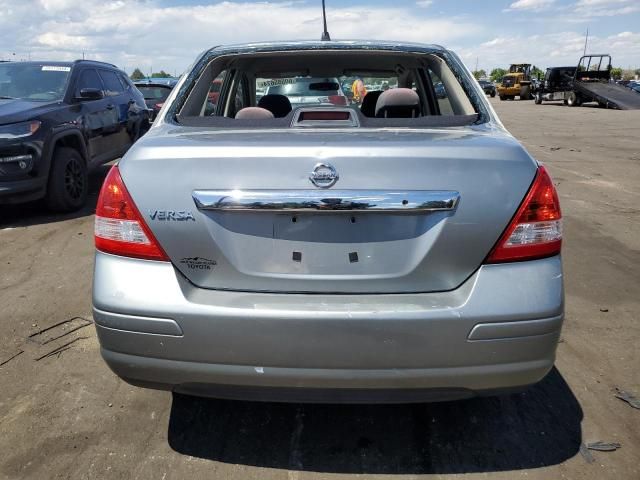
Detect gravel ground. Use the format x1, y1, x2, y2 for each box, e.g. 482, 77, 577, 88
0, 97, 639, 480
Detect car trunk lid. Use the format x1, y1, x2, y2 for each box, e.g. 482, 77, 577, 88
121, 127, 536, 293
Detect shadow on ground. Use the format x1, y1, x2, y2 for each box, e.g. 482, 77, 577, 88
0, 164, 110, 228
167, 368, 582, 474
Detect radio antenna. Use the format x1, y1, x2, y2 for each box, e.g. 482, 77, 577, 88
321, 0, 331, 41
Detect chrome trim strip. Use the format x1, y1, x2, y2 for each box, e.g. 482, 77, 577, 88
192, 190, 459, 213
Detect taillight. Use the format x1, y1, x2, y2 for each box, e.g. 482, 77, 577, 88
328, 95, 347, 106
486, 165, 562, 263
155, 102, 164, 109
94, 165, 168, 261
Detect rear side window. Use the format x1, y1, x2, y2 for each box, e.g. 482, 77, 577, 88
119, 73, 132, 90
204, 70, 227, 115
99, 70, 124, 96
428, 69, 454, 116
77, 69, 103, 92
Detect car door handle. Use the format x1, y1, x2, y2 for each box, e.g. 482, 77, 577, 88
106, 104, 115, 110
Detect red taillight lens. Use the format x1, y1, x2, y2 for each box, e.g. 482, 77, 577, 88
486, 165, 562, 263
94, 166, 168, 261
328, 95, 347, 106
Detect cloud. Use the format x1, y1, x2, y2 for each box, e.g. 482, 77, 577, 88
506, 0, 555, 11
458, 30, 640, 72
416, 0, 433, 7
572, 0, 640, 17
0, 0, 481, 73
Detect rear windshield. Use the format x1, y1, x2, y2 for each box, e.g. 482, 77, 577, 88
137, 86, 172, 101
175, 49, 481, 128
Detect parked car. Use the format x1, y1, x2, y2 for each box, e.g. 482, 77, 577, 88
0, 60, 149, 211
93, 41, 564, 403
134, 78, 178, 121
478, 79, 496, 97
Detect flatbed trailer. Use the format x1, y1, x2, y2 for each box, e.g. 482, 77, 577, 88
569, 55, 640, 110
573, 80, 640, 109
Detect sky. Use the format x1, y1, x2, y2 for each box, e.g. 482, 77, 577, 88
0, 0, 639, 75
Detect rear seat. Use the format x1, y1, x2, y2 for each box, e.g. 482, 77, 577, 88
375, 88, 420, 118
258, 94, 292, 118
235, 107, 274, 119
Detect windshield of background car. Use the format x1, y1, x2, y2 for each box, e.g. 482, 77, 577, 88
137, 86, 172, 101
262, 78, 342, 97
0, 64, 70, 101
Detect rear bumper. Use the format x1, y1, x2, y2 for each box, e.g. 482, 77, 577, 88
93, 252, 564, 402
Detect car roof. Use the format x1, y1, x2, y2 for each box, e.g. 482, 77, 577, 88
0, 60, 118, 69
206, 40, 447, 56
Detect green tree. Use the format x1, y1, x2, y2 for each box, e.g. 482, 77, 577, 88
130, 68, 145, 81
151, 70, 171, 78
490, 68, 507, 83
472, 69, 487, 80
610, 67, 623, 80
531, 65, 544, 80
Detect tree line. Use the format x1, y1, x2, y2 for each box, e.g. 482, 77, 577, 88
129, 68, 173, 80
471, 66, 640, 83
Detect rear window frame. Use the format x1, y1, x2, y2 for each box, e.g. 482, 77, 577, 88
164, 44, 491, 128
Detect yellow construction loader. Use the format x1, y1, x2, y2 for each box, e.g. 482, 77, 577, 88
497, 64, 533, 100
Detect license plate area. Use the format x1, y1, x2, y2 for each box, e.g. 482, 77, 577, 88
273, 213, 431, 243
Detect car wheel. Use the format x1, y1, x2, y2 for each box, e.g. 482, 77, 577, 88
567, 92, 580, 107
45, 147, 88, 212
535, 92, 543, 104
499, 95, 506, 101
490, 90, 496, 98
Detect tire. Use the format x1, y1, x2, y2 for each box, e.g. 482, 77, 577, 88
567, 92, 581, 107
45, 147, 88, 212
519, 86, 531, 100
490, 90, 496, 98
499, 95, 506, 101
535, 92, 543, 104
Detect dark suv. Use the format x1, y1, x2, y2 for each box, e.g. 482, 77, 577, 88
0, 60, 149, 211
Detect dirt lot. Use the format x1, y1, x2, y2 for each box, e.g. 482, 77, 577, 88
1, 98, 639, 480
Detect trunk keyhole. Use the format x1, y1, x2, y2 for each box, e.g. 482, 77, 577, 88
349, 252, 358, 263
350, 216, 356, 223
402, 200, 408, 205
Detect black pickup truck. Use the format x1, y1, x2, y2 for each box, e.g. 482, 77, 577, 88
0, 60, 149, 211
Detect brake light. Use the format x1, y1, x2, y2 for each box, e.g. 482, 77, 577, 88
328, 95, 347, 106
486, 166, 562, 263
94, 166, 168, 261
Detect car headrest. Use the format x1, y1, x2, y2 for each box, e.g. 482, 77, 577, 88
360, 90, 382, 117
375, 88, 420, 118
258, 94, 292, 118
235, 107, 275, 119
